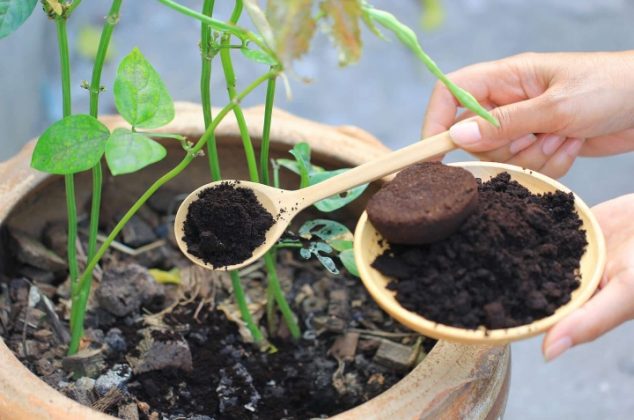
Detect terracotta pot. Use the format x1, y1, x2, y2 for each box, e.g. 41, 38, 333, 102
0, 103, 510, 419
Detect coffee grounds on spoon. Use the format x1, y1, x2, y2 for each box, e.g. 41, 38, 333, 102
372, 173, 587, 330
182, 182, 274, 268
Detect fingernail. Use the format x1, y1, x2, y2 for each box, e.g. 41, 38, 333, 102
544, 336, 572, 362
449, 121, 481, 146
541, 134, 565, 155
565, 138, 584, 156
509, 134, 537, 155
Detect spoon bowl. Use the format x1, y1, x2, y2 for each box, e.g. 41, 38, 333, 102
174, 181, 298, 271
354, 161, 606, 344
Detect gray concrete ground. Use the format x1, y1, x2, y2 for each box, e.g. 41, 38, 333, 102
1, 0, 634, 418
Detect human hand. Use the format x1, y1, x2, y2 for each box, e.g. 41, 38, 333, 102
423, 51, 634, 177
542, 193, 634, 361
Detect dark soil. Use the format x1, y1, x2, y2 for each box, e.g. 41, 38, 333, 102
367, 162, 478, 244
183, 182, 274, 267
373, 172, 588, 330
1, 240, 427, 419
131, 301, 413, 419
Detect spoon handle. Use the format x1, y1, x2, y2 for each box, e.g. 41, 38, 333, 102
294, 131, 455, 207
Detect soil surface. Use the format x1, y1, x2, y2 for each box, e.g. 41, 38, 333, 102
367, 162, 479, 244
1, 182, 430, 420
373, 172, 588, 329
183, 182, 274, 267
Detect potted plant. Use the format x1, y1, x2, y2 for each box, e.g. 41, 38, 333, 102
0, 1, 509, 418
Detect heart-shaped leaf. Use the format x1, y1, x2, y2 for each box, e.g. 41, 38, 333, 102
31, 115, 110, 174
309, 168, 369, 212
114, 48, 175, 129
105, 128, 167, 175
0, 0, 37, 39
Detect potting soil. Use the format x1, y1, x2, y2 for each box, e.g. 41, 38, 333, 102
372, 172, 587, 329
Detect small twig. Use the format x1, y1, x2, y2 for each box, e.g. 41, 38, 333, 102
348, 328, 418, 339
238, 260, 265, 278
76, 237, 102, 281
92, 387, 124, 412
94, 234, 166, 257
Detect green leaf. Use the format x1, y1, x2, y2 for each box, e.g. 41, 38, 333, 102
241, 46, 277, 65
320, 0, 363, 66
363, 5, 498, 127
0, 0, 37, 39
31, 115, 110, 175
114, 48, 175, 129
266, 0, 317, 64
105, 128, 167, 175
329, 239, 353, 252
309, 168, 369, 212
289, 143, 311, 188
299, 219, 353, 245
275, 158, 301, 175
339, 249, 359, 277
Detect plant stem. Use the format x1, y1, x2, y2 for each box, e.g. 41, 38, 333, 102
219, 0, 269, 343
264, 252, 300, 339
230, 271, 264, 342
68, 0, 83, 15
67, 70, 277, 354
69, 0, 123, 342
87, 0, 123, 262
259, 75, 276, 185
271, 159, 281, 188
156, 0, 244, 42
156, 0, 276, 64
200, 0, 221, 181
139, 132, 187, 141
219, 8, 259, 183
55, 18, 80, 320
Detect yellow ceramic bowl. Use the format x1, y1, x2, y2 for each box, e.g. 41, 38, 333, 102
354, 161, 606, 344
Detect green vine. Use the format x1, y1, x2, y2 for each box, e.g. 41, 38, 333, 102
68, 69, 277, 354
54, 17, 80, 330
259, 75, 276, 185
200, 0, 222, 181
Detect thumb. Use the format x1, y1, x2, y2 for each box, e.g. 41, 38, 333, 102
449, 96, 558, 153
542, 269, 634, 362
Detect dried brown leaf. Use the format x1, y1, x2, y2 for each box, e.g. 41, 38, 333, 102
266, 0, 317, 64
320, 0, 363, 66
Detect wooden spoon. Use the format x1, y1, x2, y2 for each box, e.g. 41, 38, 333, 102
354, 161, 607, 344
174, 131, 456, 271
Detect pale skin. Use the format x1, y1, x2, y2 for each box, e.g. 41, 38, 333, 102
422, 51, 634, 361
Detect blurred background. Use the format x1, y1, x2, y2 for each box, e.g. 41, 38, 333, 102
1, 0, 633, 418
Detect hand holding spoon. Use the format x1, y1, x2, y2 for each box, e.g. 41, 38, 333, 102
174, 131, 456, 271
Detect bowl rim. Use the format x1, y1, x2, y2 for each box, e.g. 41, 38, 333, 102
354, 161, 607, 344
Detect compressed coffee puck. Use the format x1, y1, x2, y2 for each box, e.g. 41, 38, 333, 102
367, 162, 478, 244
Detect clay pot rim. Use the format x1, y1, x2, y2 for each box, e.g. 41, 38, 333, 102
0, 102, 509, 419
